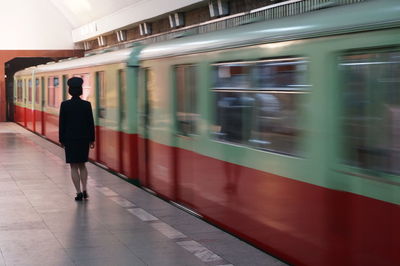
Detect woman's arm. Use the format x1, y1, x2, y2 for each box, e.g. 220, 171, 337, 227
59, 102, 66, 145
88, 102, 95, 143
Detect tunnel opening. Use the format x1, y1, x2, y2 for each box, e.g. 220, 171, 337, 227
5, 57, 61, 121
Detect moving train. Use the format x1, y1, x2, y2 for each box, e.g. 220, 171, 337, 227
13, 1, 400, 265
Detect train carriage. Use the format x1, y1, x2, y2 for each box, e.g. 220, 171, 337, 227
13, 0, 400, 265
134, 1, 400, 265
14, 48, 139, 178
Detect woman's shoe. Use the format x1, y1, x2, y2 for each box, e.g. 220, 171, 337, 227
82, 190, 89, 199
75, 192, 83, 201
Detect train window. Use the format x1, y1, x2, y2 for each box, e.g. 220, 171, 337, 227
24, 80, 27, 102
47, 77, 54, 107
255, 59, 309, 89
340, 50, 400, 175
35, 78, 40, 104
214, 63, 252, 88
175, 64, 198, 136
96, 71, 106, 118
28, 79, 32, 102
17, 80, 22, 101
139, 68, 152, 129
73, 73, 91, 101
211, 58, 309, 156
118, 70, 126, 123
54, 77, 60, 107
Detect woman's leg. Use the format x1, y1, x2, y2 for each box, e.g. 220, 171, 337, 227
78, 163, 88, 192
70, 163, 81, 193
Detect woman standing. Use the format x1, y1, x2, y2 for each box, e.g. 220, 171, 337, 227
59, 77, 95, 201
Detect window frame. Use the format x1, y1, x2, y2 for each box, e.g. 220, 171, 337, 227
210, 57, 310, 157
174, 64, 199, 137
337, 47, 400, 179
35, 78, 40, 104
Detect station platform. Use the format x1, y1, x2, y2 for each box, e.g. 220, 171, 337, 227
0, 123, 287, 266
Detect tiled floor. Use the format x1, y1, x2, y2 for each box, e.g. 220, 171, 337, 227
0, 123, 288, 266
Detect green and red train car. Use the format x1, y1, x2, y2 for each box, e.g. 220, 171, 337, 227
14, 1, 400, 265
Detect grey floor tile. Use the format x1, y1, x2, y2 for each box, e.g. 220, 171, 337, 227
0, 221, 47, 231
75, 254, 146, 266
2, 248, 74, 266
130, 243, 208, 266
0, 239, 72, 266
112, 228, 175, 246
54, 231, 123, 248
66, 244, 136, 262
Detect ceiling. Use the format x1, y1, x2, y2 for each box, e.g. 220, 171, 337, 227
50, 0, 144, 28
50, 0, 205, 42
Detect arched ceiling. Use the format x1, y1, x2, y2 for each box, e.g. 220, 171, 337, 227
50, 0, 144, 28
50, 0, 205, 42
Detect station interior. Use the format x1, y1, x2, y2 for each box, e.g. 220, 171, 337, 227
0, 1, 399, 265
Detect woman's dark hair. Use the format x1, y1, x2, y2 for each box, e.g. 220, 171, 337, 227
67, 77, 83, 97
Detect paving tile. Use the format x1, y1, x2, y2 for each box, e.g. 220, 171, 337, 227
112, 228, 174, 246
54, 231, 122, 248
66, 244, 136, 262
2, 247, 74, 266
75, 254, 146, 266
0, 221, 47, 231
130, 242, 208, 266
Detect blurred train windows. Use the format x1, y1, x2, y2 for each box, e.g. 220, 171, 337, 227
256, 59, 309, 89
118, 69, 126, 123
73, 73, 91, 101
35, 78, 40, 104
17, 80, 22, 101
54, 77, 60, 107
28, 79, 32, 102
214, 63, 252, 88
47, 77, 54, 107
24, 79, 27, 102
46, 76, 60, 107
96, 71, 106, 118
340, 50, 400, 175
139, 68, 152, 129
175, 64, 198, 136
212, 58, 309, 156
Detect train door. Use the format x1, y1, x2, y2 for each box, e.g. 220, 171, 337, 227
34, 78, 40, 133
172, 64, 198, 207
62, 75, 68, 101
23, 79, 27, 127
95, 70, 120, 170
95, 71, 104, 163
40, 77, 45, 135
332, 49, 400, 199
118, 69, 126, 174
138, 68, 150, 186
27, 78, 34, 131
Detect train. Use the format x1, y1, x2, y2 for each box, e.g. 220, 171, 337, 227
13, 1, 400, 265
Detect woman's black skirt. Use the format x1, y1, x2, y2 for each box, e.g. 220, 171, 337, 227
64, 140, 90, 163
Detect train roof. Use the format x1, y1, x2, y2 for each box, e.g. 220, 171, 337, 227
15, 48, 132, 76
138, 0, 400, 61
14, 67, 36, 77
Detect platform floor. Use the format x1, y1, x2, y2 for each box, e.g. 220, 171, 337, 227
0, 123, 288, 266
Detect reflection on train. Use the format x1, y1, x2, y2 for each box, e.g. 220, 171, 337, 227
341, 51, 400, 175
13, 1, 400, 265
211, 58, 308, 156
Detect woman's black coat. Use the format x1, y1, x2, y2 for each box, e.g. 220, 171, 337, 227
59, 97, 95, 144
